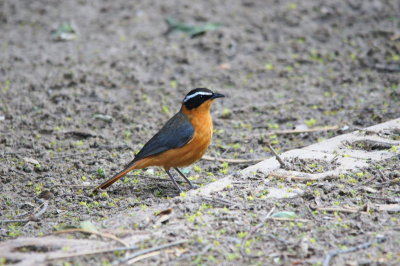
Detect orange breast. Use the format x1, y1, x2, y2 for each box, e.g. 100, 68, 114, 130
134, 100, 214, 170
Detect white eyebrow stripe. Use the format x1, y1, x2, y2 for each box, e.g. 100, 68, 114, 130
183, 91, 213, 102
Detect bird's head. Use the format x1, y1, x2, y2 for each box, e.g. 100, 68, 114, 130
182, 88, 225, 110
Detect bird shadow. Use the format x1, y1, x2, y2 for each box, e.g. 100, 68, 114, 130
103, 178, 187, 199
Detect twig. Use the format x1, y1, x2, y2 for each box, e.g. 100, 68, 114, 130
0, 219, 30, 223
202, 155, 265, 164
0, 199, 48, 223
126, 248, 184, 265
322, 235, 386, 266
391, 33, 400, 41
377, 169, 388, 181
53, 184, 96, 188
200, 195, 236, 207
1, 151, 24, 156
374, 178, 400, 188
10, 168, 27, 176
305, 203, 319, 221
47, 245, 139, 260
240, 207, 275, 258
359, 186, 378, 194
268, 172, 335, 182
366, 195, 400, 203
113, 239, 188, 265
176, 243, 212, 262
265, 142, 286, 167
311, 206, 364, 214
367, 62, 400, 72
62, 130, 97, 138
194, 244, 212, 259
203, 125, 340, 167
53, 229, 128, 247
360, 175, 378, 185
255, 125, 341, 134
12, 210, 30, 219
31, 199, 49, 220
145, 176, 201, 185
52, 152, 92, 160
125, 250, 162, 264
96, 144, 131, 150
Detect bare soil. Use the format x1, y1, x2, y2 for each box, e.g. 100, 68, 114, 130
1, 0, 399, 265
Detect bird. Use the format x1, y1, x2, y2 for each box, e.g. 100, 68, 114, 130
95, 88, 225, 193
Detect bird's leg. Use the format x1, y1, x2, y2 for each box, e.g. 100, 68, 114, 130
174, 168, 198, 189
165, 170, 183, 193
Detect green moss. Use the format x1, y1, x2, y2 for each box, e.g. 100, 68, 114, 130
162, 105, 170, 115
288, 3, 297, 9
265, 63, 274, 70
237, 231, 248, 238
2, 80, 11, 92
193, 165, 202, 173
227, 253, 239, 261
221, 108, 232, 118
123, 130, 132, 139
34, 183, 43, 194
100, 191, 108, 198
74, 140, 85, 146
219, 162, 229, 175
170, 80, 177, 88
186, 211, 202, 223
305, 118, 317, 127
97, 168, 106, 178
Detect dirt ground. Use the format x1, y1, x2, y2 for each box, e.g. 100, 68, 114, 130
1, 0, 400, 265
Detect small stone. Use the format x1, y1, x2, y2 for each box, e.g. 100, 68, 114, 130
23, 157, 40, 165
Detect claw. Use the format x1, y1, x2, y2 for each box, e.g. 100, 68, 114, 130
174, 168, 198, 190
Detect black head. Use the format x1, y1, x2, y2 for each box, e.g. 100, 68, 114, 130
182, 88, 225, 110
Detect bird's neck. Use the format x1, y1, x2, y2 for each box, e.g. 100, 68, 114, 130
180, 100, 213, 125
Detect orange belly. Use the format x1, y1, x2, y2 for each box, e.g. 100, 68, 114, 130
134, 102, 213, 170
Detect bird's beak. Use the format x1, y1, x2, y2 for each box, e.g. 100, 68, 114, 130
211, 92, 225, 99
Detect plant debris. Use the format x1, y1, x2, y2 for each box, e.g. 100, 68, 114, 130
165, 18, 221, 37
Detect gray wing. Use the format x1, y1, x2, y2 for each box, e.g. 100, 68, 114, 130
132, 112, 194, 163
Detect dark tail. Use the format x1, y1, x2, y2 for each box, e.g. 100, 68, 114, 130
94, 161, 137, 190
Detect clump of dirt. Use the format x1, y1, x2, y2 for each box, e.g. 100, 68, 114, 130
347, 139, 394, 151
282, 157, 340, 173
1, 0, 400, 265
379, 128, 400, 141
